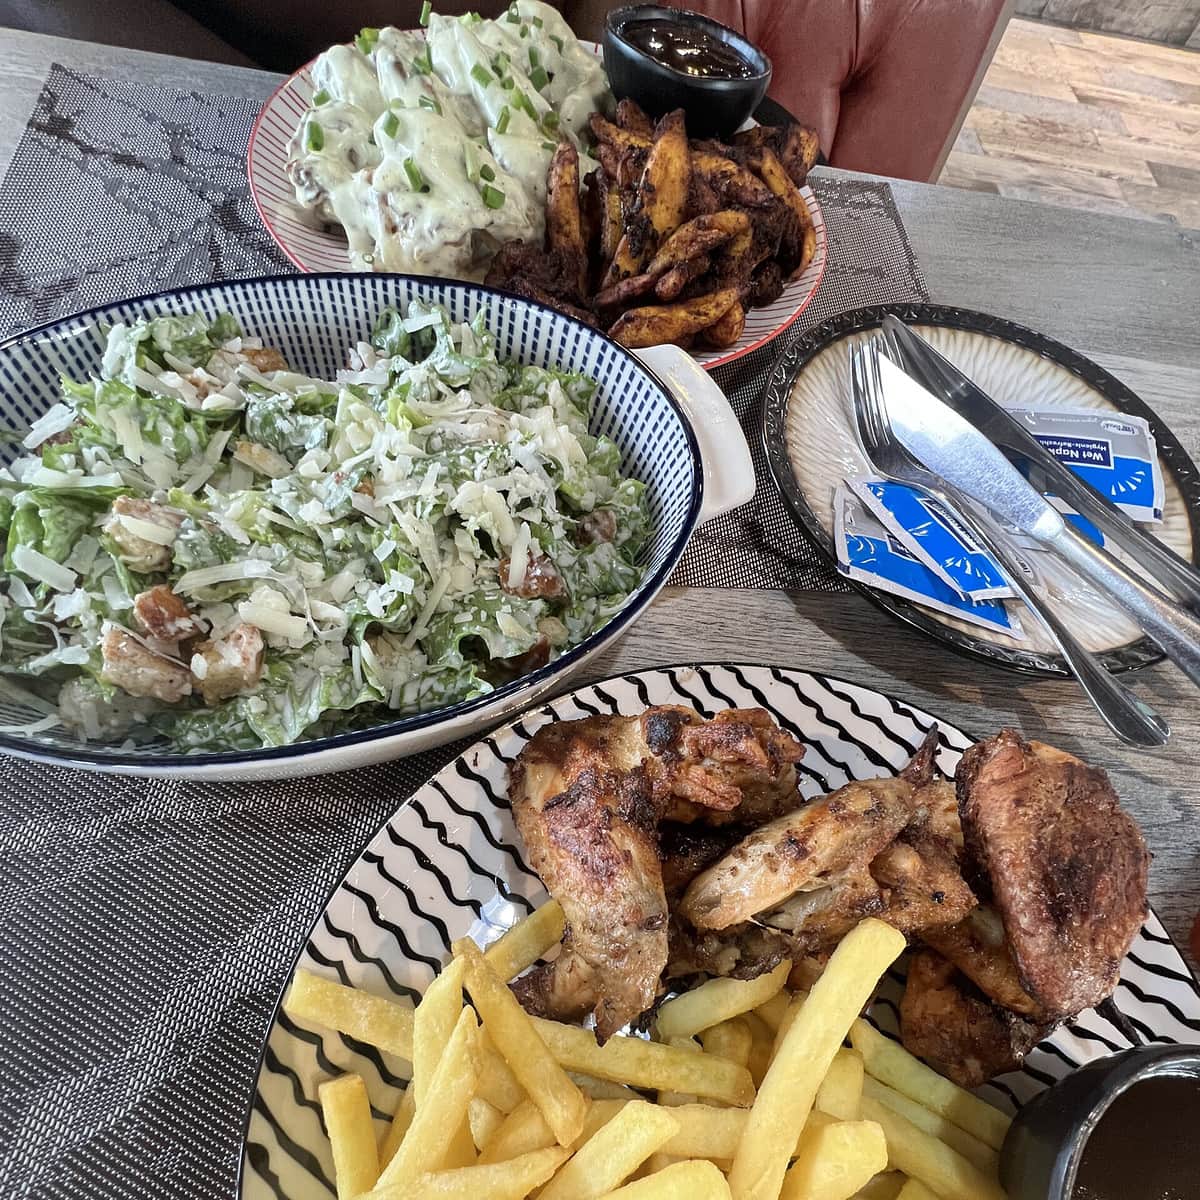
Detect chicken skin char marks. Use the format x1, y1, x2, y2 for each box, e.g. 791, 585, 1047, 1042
508, 706, 806, 1041
507, 714, 1150, 1087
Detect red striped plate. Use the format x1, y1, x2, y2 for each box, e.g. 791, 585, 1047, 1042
247, 49, 828, 370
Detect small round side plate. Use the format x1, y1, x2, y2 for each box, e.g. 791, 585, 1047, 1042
762, 303, 1200, 677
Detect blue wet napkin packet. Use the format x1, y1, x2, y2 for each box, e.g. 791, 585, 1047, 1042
833, 486, 1022, 637
850, 477, 1013, 601
1007, 406, 1164, 522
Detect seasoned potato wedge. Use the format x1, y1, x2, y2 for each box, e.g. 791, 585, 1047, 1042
701, 301, 745, 349
546, 142, 586, 294
691, 150, 774, 207
608, 288, 740, 349
589, 113, 652, 154
655, 254, 710, 302
616, 97, 654, 137
641, 110, 691, 239
646, 211, 750, 276
749, 147, 817, 278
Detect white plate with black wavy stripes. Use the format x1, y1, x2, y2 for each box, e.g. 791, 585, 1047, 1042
246, 44, 828, 372
239, 663, 1200, 1199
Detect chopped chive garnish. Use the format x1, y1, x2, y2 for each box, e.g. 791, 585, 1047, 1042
305, 121, 325, 152
512, 88, 537, 119
419, 0, 432, 25
541, 110, 559, 132
494, 50, 510, 71
532, 15, 543, 27
528, 46, 540, 67
506, 4, 520, 21
312, 88, 331, 106
542, 140, 557, 152
356, 26, 380, 54
551, 34, 564, 52
479, 163, 495, 181
403, 157, 427, 191
481, 183, 506, 208
382, 111, 399, 138
529, 65, 549, 91
413, 49, 432, 74
520, 25, 528, 37
495, 105, 510, 134
418, 94, 441, 114
471, 63, 493, 87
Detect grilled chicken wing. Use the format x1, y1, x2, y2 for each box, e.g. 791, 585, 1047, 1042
957, 730, 1150, 1017
510, 716, 667, 1041
509, 706, 805, 1038
667, 917, 800, 983
901, 948, 1054, 1088
922, 907, 1044, 1017
678, 776, 916, 930
871, 825, 976, 935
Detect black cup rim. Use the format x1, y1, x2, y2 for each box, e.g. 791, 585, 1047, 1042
605, 4, 773, 84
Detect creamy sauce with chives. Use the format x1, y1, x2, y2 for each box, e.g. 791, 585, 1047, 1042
287, 1, 607, 277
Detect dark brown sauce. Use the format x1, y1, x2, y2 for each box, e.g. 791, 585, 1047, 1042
1072, 1073, 1200, 1199
621, 18, 757, 79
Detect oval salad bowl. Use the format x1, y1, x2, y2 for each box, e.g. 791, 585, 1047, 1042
0, 274, 752, 780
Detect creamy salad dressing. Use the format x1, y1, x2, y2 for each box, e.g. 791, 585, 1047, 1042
287, 1, 608, 278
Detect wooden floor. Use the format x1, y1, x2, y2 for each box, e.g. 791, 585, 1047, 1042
940, 18, 1200, 232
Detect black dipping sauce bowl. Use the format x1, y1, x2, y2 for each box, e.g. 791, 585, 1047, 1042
1000, 1044, 1200, 1199
603, 5, 772, 139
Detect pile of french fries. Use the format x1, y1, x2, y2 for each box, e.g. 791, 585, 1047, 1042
283, 907, 1013, 1200
487, 100, 820, 352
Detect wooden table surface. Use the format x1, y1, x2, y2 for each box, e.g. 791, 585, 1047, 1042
2, 28, 1199, 964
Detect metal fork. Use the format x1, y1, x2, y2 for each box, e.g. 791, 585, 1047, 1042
849, 336, 1169, 748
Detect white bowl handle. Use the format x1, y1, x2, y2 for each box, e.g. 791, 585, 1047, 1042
632, 344, 756, 525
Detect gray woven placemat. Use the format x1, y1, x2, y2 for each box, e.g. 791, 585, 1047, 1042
0, 66, 925, 1200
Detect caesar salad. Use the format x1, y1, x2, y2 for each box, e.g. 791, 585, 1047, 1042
0, 302, 648, 752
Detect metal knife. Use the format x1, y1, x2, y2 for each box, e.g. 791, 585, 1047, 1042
876, 354, 1200, 690
881, 313, 1200, 608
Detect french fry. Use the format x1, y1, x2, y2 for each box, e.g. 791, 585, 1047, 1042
601, 1158, 734, 1199
702, 301, 745, 349
658, 961, 790, 1041
380, 1087, 415, 1167
413, 956, 466, 1103
455, 938, 587, 1146
861, 1098, 1008, 1200
816, 1049, 865, 1122
319, 1074, 380, 1199
852, 1174, 905, 1200
369, 1145, 571, 1200
285, 969, 413, 1059
572, 1075, 643, 1101
608, 288, 740, 350
658, 1103, 744, 1160
483, 901, 565, 982
659, 1036, 702, 1107
861, 1078, 998, 1174
479, 1097, 559, 1164
700, 1018, 753, 1069
640, 110, 691, 238
780, 1120, 888, 1200
771, 990, 807, 1058
849, 1021, 1010, 1151
744, 1016, 773, 1089
895, 1181, 942, 1200
539, 1100, 681, 1200
375, 1007, 479, 1190
530, 1017, 755, 1106
728, 919, 906, 1200
468, 1097, 505, 1153
754, 991, 792, 1034
477, 1030, 525, 1111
